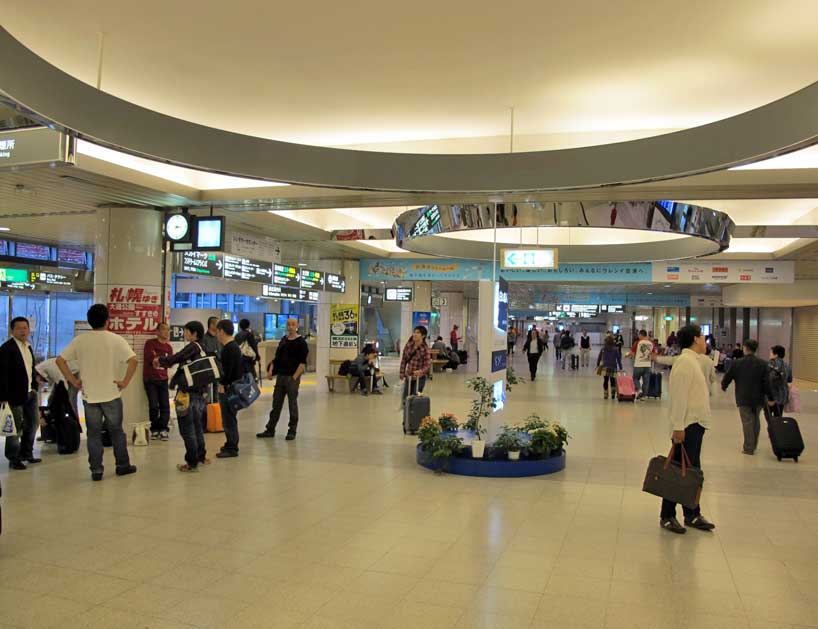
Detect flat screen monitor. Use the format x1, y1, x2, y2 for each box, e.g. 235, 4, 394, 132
194, 217, 225, 251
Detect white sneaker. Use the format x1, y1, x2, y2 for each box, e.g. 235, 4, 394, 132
150, 432, 160, 440
160, 431, 170, 441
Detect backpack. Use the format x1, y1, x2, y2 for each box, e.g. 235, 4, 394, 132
769, 361, 786, 390
560, 335, 573, 350
338, 360, 352, 376
178, 343, 221, 390
240, 341, 256, 359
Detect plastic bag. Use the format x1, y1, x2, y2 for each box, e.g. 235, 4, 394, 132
1, 403, 15, 435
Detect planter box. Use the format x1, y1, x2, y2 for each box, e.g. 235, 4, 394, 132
417, 445, 566, 478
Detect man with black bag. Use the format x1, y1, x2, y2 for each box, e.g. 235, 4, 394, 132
658, 325, 715, 534
256, 317, 308, 441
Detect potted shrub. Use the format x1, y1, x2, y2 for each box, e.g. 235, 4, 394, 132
494, 426, 525, 461
418, 416, 464, 473
464, 377, 495, 458
506, 366, 525, 391
437, 412, 460, 433
516, 414, 570, 458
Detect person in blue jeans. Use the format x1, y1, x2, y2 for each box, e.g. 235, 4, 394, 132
157, 321, 210, 472
631, 329, 654, 400
57, 304, 138, 482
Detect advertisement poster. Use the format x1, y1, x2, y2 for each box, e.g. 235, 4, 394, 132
412, 311, 431, 330
107, 285, 163, 334
330, 304, 359, 349
652, 261, 794, 284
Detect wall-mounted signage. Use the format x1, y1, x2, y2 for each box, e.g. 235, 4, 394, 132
0, 128, 75, 170
180, 251, 223, 276
599, 305, 625, 314
500, 248, 558, 270
409, 205, 441, 238
262, 284, 318, 303
385, 287, 413, 301
0, 240, 7, 256
29, 270, 73, 287
273, 263, 300, 288
330, 304, 359, 348
651, 261, 794, 284
223, 254, 272, 283
0, 267, 29, 283
300, 269, 324, 290
557, 304, 599, 316
15, 241, 51, 261
325, 273, 346, 293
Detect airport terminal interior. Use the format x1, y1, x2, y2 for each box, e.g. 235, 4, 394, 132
1, 4, 818, 628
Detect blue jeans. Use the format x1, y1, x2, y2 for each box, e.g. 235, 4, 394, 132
633, 367, 651, 395
84, 398, 130, 474
178, 392, 206, 467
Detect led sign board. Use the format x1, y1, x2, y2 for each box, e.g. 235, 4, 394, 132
15, 241, 51, 261
300, 269, 324, 290
29, 270, 73, 286
500, 248, 557, 270
262, 284, 319, 302
273, 263, 300, 288
181, 251, 223, 276
194, 217, 224, 251
385, 287, 413, 302
325, 273, 346, 293
0, 267, 29, 283
57, 247, 88, 267
223, 254, 272, 282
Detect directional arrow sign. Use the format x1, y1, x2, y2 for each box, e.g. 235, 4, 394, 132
500, 248, 557, 270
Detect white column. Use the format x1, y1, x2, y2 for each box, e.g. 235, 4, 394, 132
438, 291, 464, 345
477, 279, 507, 439
316, 260, 360, 392
94, 207, 164, 426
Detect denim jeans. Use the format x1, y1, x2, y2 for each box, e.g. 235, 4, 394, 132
219, 392, 239, 454
5, 391, 38, 463
178, 392, 206, 467
266, 375, 301, 435
633, 367, 651, 395
144, 379, 170, 433
84, 398, 131, 474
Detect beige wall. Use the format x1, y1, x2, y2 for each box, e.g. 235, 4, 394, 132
792, 306, 818, 383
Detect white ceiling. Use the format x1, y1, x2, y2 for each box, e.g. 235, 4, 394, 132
4, 1, 818, 152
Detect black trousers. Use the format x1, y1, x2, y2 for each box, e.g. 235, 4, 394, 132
661, 422, 705, 520
266, 375, 301, 435
770, 403, 784, 418
144, 379, 170, 432
527, 353, 540, 379
5, 391, 38, 463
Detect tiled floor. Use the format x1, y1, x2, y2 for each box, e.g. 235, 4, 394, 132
1, 352, 817, 628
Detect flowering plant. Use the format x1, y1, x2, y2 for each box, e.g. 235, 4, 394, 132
515, 414, 570, 457
418, 416, 463, 470
437, 413, 460, 432
493, 425, 525, 452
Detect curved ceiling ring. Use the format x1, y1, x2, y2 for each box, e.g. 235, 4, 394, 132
394, 201, 735, 264
2, 27, 818, 193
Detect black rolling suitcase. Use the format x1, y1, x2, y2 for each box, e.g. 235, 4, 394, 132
765, 409, 804, 462
403, 377, 430, 435
646, 371, 662, 399
457, 350, 468, 365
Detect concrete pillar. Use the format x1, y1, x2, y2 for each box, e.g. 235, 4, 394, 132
316, 260, 361, 391
94, 207, 164, 425
438, 291, 464, 347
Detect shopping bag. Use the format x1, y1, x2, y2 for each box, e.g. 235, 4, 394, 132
642, 443, 703, 509
785, 384, 802, 413
1, 403, 15, 435
131, 421, 150, 446
206, 403, 223, 433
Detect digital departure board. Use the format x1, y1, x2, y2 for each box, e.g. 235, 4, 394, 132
15, 241, 51, 261
300, 269, 323, 290
325, 273, 346, 293
57, 247, 88, 267
273, 263, 300, 288
0, 240, 8, 256
181, 251, 223, 276
223, 254, 272, 283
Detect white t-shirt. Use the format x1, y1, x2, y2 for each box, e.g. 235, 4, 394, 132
634, 339, 654, 368
36, 357, 79, 384
61, 331, 136, 403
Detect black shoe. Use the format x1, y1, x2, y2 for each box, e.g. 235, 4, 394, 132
256, 430, 275, 439
360, 390, 369, 396
684, 515, 716, 531
91, 472, 103, 481
115, 465, 137, 477
24, 457, 42, 464
285, 433, 296, 441
9, 460, 27, 470
372, 389, 383, 395
216, 451, 238, 458
660, 517, 686, 534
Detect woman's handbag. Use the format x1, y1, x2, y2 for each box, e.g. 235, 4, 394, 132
642, 443, 703, 509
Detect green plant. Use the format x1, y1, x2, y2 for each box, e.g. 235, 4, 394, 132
464, 377, 495, 440
506, 366, 525, 391
493, 426, 525, 452
417, 416, 464, 472
510, 414, 571, 457
437, 413, 460, 432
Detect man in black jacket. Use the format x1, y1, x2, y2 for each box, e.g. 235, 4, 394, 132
0, 317, 42, 470
257, 317, 309, 441
722, 339, 774, 455
215, 319, 244, 458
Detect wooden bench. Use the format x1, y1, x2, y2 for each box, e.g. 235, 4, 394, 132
325, 362, 384, 393
431, 359, 450, 373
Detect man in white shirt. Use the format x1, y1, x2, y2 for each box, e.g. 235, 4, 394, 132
660, 324, 716, 534
0, 317, 41, 470
36, 356, 80, 416
57, 304, 138, 482
631, 329, 654, 400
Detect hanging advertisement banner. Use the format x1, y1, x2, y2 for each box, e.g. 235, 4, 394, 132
330, 304, 359, 349
412, 311, 431, 330
652, 261, 794, 284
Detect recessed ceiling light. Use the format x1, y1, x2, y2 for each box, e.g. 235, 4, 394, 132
647, 292, 653, 295
298, 263, 307, 266
664, 284, 671, 288
0, 227, 9, 232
